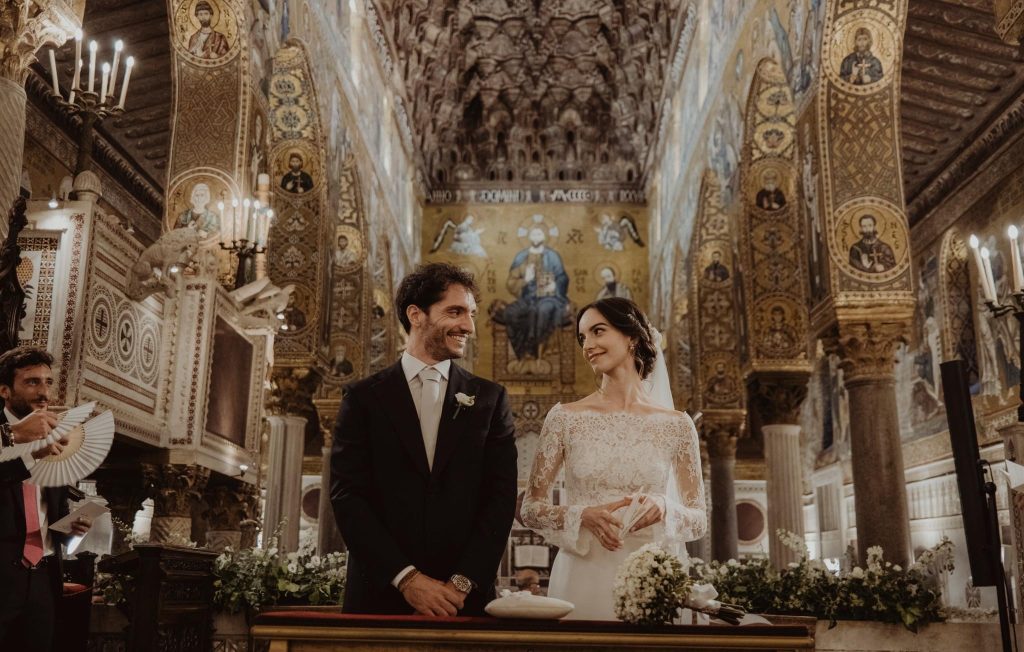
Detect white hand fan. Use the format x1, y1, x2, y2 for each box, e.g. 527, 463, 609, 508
0, 402, 98, 462
29, 410, 114, 487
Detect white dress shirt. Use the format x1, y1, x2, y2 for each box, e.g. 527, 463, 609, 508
5, 408, 54, 556
392, 353, 451, 588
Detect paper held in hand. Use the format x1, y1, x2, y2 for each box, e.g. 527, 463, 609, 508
618, 488, 649, 538
48, 500, 109, 534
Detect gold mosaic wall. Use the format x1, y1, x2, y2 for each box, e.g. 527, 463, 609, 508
422, 203, 650, 398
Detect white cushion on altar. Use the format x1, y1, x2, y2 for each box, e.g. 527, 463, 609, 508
485, 590, 575, 619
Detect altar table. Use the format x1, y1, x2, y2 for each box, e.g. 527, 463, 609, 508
251, 610, 817, 651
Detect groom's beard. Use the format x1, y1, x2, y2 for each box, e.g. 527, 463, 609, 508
423, 317, 469, 360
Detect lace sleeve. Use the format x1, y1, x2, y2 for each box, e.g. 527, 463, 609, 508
520, 405, 590, 555
648, 412, 707, 543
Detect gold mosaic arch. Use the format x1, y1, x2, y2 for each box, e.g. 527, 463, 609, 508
165, 0, 252, 184
815, 0, 914, 310
738, 58, 811, 374
669, 242, 693, 411
690, 171, 744, 412
267, 41, 332, 367
317, 153, 374, 399
938, 229, 979, 380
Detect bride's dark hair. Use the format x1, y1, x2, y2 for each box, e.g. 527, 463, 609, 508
575, 297, 658, 379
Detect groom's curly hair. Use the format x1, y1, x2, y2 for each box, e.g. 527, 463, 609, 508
395, 262, 479, 333
575, 297, 658, 379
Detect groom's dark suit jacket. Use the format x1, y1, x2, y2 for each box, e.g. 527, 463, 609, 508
0, 410, 71, 624
330, 360, 517, 615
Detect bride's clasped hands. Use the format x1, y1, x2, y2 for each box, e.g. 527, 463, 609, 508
581, 496, 666, 551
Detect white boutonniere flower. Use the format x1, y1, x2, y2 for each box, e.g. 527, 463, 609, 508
454, 392, 476, 419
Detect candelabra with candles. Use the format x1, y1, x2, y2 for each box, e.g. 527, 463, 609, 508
969, 228, 1024, 420
47, 31, 136, 175
219, 176, 274, 290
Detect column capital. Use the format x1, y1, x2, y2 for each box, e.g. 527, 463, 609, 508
314, 399, 340, 449
142, 462, 211, 518
823, 321, 909, 385
747, 372, 809, 425
0, 0, 80, 83
703, 411, 744, 460
203, 483, 253, 532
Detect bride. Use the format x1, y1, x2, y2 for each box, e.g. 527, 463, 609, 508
520, 297, 707, 620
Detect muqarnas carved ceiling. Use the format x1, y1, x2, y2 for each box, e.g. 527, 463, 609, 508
375, 0, 688, 190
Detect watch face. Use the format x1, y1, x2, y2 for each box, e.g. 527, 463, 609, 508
452, 575, 472, 592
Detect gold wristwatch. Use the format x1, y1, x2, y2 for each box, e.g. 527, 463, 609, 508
449, 574, 473, 594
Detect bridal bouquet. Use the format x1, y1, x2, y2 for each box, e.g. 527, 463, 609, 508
613, 543, 745, 626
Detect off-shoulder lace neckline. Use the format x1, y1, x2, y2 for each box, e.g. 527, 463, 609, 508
552, 402, 682, 420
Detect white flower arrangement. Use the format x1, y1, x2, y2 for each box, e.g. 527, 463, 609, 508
688, 530, 956, 632
612, 543, 744, 626
213, 523, 347, 613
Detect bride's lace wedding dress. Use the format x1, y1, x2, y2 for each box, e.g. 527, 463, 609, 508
521, 403, 707, 620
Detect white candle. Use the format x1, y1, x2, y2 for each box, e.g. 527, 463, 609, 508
242, 198, 251, 242
263, 209, 274, 246
100, 62, 110, 102
231, 198, 239, 243
264, 208, 276, 246
109, 40, 123, 96
1010, 225, 1024, 292
117, 56, 134, 109
73, 30, 82, 79
48, 49, 59, 95
87, 40, 97, 93
217, 201, 225, 244
69, 58, 81, 104
969, 235, 991, 301
250, 201, 260, 242
981, 247, 998, 303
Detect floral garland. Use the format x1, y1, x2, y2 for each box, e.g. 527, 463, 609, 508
213, 535, 347, 613
691, 531, 956, 632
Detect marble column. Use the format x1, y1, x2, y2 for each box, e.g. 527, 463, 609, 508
0, 76, 25, 238
706, 425, 740, 562
749, 375, 809, 568
317, 444, 345, 554
264, 414, 307, 552
829, 322, 911, 567
763, 424, 804, 565
314, 410, 345, 554
0, 2, 77, 240
141, 463, 210, 545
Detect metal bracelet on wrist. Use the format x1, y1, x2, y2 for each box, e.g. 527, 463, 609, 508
0, 423, 12, 448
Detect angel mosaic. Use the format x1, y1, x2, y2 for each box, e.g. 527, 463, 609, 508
429, 215, 488, 258
594, 213, 645, 252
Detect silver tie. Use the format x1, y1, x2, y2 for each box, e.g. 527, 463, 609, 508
418, 366, 442, 469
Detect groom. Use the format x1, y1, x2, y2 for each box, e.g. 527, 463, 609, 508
330, 263, 517, 616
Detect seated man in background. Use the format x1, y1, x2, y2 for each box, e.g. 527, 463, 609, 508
0, 346, 91, 652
